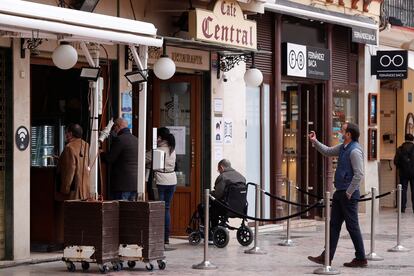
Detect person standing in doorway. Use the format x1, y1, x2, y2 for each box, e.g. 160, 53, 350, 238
307, 122, 367, 267
154, 127, 177, 245
394, 133, 414, 213
57, 124, 90, 200
101, 118, 138, 200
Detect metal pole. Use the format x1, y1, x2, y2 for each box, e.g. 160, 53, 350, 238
192, 189, 217, 269
245, 184, 267, 254
366, 187, 383, 260
388, 184, 410, 252
279, 180, 295, 246
314, 191, 340, 275
306, 89, 310, 216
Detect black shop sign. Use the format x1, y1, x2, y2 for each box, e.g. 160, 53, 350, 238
282, 43, 330, 80
371, 50, 408, 80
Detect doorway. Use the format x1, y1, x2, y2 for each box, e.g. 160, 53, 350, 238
282, 83, 324, 217
152, 75, 201, 236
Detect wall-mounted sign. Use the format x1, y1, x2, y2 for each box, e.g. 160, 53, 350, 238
189, 0, 257, 50
15, 126, 30, 151
282, 43, 330, 80
352, 27, 377, 45
148, 46, 210, 71
371, 50, 408, 80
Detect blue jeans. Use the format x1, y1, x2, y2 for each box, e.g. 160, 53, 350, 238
157, 185, 176, 243
112, 192, 137, 201
323, 190, 366, 260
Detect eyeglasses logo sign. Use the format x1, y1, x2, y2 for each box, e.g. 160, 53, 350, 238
372, 50, 408, 80
15, 126, 30, 151
286, 43, 307, 78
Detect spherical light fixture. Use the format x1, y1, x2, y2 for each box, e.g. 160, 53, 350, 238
244, 67, 263, 87
52, 42, 78, 70
153, 44, 176, 80
244, 52, 263, 87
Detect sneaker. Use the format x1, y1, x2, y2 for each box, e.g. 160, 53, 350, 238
343, 258, 367, 268
308, 255, 331, 265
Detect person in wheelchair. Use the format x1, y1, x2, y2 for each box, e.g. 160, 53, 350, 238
210, 159, 246, 227
188, 159, 253, 248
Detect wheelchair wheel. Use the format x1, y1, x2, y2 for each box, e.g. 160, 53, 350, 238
188, 231, 202, 245
212, 226, 229, 248
237, 225, 253, 246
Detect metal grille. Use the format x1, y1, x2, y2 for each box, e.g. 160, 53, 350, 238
332, 26, 350, 86
384, 0, 414, 27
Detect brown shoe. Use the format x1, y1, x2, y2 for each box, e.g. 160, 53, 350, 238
343, 258, 367, 267
308, 255, 331, 265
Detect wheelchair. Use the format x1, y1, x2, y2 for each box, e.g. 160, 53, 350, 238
186, 182, 253, 248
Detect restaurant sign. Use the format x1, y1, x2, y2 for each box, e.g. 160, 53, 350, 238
189, 0, 257, 50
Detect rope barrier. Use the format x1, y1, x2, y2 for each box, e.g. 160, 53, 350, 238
210, 195, 323, 222
263, 190, 313, 207
357, 190, 394, 202
295, 186, 371, 200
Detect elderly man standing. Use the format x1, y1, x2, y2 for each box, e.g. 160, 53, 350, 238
101, 118, 138, 200
57, 123, 90, 200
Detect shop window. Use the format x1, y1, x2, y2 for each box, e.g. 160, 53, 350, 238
332, 87, 358, 169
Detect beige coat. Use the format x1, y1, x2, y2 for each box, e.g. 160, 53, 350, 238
57, 138, 90, 200
146, 140, 177, 186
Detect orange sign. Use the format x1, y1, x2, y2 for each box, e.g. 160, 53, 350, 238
189, 0, 257, 50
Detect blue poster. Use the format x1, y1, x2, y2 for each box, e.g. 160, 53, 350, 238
121, 92, 132, 112
122, 113, 133, 129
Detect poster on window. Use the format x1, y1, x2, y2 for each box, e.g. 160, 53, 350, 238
214, 117, 223, 144
121, 91, 132, 112
166, 126, 186, 155
214, 146, 223, 161
223, 118, 233, 144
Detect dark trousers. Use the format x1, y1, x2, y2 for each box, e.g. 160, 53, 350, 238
112, 191, 137, 201
157, 185, 176, 243
323, 190, 366, 261
400, 176, 414, 211
197, 200, 225, 228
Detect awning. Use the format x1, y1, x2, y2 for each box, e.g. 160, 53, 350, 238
265, 0, 378, 31
0, 0, 163, 47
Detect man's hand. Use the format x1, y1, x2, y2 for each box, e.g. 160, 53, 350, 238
346, 192, 352, 199
308, 131, 317, 143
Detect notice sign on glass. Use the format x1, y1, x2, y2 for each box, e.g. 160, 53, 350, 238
283, 43, 330, 81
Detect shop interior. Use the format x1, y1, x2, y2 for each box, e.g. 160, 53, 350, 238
29, 61, 113, 252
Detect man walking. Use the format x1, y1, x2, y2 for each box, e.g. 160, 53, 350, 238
394, 133, 414, 213
307, 122, 367, 267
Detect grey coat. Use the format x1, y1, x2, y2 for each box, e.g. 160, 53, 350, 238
212, 168, 246, 200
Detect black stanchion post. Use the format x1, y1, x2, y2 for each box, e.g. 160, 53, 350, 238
245, 183, 267, 254
366, 187, 383, 260
192, 189, 218, 270
279, 179, 295, 246
388, 184, 410, 252
314, 191, 340, 275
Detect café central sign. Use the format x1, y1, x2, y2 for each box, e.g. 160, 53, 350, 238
189, 0, 257, 50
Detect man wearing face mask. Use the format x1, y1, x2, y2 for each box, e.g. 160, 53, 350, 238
101, 118, 138, 200
307, 122, 367, 268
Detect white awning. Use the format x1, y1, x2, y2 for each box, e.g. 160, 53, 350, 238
265, 0, 378, 31
0, 0, 163, 47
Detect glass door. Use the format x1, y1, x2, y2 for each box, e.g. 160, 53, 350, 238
153, 75, 201, 236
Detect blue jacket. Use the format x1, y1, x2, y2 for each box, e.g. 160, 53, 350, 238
334, 141, 360, 199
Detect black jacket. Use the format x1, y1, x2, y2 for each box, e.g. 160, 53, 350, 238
394, 141, 414, 178
212, 168, 246, 200
101, 128, 138, 192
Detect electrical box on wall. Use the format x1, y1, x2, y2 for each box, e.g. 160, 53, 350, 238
152, 149, 165, 170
